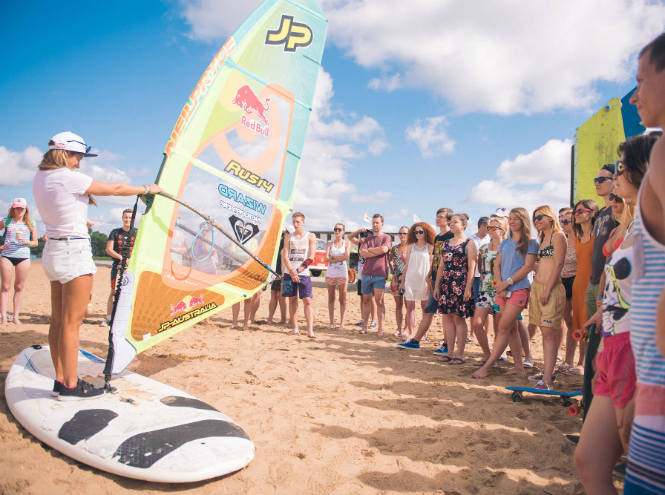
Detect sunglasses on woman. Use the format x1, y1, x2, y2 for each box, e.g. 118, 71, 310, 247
486, 226, 504, 232
615, 160, 626, 176
414, 230, 424, 235
574, 208, 593, 215
333, 228, 343, 232
398, 232, 408, 236
533, 214, 549, 222
593, 176, 612, 185
560, 219, 571, 226
609, 193, 624, 203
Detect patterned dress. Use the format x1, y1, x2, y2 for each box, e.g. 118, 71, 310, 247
477, 243, 499, 308
390, 246, 406, 296
437, 239, 474, 318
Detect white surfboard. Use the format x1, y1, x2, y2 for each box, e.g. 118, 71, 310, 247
5, 345, 255, 483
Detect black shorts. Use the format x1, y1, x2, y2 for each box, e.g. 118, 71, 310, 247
562, 276, 575, 301
2, 256, 29, 267
271, 279, 281, 292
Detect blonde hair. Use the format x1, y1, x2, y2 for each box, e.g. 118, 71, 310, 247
38, 149, 70, 170
292, 212, 305, 221
489, 216, 508, 239
509, 207, 533, 256
532, 205, 562, 242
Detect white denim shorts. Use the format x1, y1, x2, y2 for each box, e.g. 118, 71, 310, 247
42, 238, 97, 284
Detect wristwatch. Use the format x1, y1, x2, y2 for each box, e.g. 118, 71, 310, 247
507, 277, 514, 285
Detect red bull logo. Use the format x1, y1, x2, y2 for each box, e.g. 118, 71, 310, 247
170, 294, 204, 317
232, 85, 270, 136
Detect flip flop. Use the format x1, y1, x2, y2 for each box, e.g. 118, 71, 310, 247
564, 368, 584, 376
308, 335, 317, 339
473, 360, 487, 367
449, 358, 465, 365
555, 364, 571, 372
437, 356, 453, 363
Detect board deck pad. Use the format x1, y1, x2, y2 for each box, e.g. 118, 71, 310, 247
5, 346, 255, 482
506, 386, 582, 397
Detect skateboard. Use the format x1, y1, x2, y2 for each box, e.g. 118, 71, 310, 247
506, 386, 582, 416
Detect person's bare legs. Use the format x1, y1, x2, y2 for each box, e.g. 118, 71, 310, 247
10, 259, 30, 324
48, 282, 64, 381
541, 325, 558, 383
242, 297, 253, 331
59, 275, 93, 387
338, 283, 347, 330
472, 307, 493, 362
249, 291, 261, 323
361, 292, 372, 334
374, 288, 385, 337
452, 316, 468, 361
231, 302, 240, 329
442, 314, 456, 358
574, 395, 624, 494
412, 312, 434, 341
267, 289, 279, 324
404, 300, 416, 339
327, 284, 336, 329
517, 319, 533, 364
302, 297, 314, 337
393, 294, 404, 336
472, 303, 524, 378
0, 257, 13, 325
287, 296, 299, 335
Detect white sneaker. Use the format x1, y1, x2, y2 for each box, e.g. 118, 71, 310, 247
354, 319, 364, 326
370, 321, 377, 329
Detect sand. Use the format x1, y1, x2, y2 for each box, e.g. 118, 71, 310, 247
0, 262, 622, 494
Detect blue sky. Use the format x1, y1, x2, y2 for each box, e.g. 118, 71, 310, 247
2, 0, 664, 235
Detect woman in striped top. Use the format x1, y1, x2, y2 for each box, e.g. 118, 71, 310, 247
1, 198, 38, 326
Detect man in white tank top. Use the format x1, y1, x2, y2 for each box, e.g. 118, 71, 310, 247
282, 212, 317, 338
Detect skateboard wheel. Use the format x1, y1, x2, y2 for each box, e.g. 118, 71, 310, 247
572, 330, 585, 341
568, 405, 580, 416
511, 392, 522, 403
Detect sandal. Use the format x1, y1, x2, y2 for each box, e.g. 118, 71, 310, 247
564, 367, 584, 376
473, 360, 487, 367
449, 358, 465, 365
437, 356, 453, 363
554, 364, 571, 372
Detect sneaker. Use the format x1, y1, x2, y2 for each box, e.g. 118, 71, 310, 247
564, 434, 579, 446
613, 462, 626, 479
51, 380, 61, 397
528, 373, 557, 383
433, 346, 448, 355
397, 340, 420, 350
370, 321, 377, 329
534, 380, 553, 391
354, 319, 364, 327
58, 379, 105, 401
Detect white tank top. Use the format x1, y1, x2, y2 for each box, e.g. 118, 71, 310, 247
326, 241, 348, 278
286, 231, 311, 276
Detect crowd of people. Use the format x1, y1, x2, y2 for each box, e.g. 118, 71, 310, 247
1, 31, 664, 495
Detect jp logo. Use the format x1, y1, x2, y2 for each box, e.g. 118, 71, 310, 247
265, 15, 312, 52
229, 215, 259, 245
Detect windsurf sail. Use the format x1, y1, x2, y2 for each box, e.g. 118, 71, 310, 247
106, 0, 328, 375
571, 88, 644, 206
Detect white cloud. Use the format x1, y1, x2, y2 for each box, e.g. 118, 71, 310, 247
368, 73, 402, 92
0, 146, 42, 186
324, 0, 665, 115
468, 139, 572, 214
405, 115, 455, 158
180, 0, 261, 40
350, 191, 393, 203
292, 69, 390, 229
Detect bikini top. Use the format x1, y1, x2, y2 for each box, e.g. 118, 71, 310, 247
602, 228, 625, 259
537, 234, 554, 261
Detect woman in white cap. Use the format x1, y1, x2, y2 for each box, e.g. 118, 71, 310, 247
33, 132, 162, 401
1, 198, 38, 325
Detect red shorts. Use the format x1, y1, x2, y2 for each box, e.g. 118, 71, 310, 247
494, 288, 530, 308
594, 332, 636, 409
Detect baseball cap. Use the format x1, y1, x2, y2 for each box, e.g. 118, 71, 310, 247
12, 198, 27, 208
48, 132, 98, 157
491, 208, 509, 218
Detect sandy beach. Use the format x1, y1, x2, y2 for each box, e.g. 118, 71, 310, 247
0, 262, 622, 494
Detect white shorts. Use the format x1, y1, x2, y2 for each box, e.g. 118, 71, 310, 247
42, 239, 97, 284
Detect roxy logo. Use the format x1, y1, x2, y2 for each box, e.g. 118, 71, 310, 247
265, 15, 312, 52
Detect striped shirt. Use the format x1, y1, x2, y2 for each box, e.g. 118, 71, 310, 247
2, 217, 35, 259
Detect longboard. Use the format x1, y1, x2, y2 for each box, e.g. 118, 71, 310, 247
5, 345, 255, 482
506, 386, 582, 416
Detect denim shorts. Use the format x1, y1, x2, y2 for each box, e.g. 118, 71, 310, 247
472, 276, 480, 307
360, 275, 386, 295
42, 238, 97, 284
423, 291, 439, 314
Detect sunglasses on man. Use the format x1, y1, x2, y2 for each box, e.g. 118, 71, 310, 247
593, 176, 613, 185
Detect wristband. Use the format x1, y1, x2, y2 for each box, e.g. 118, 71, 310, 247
301, 258, 313, 269
144, 184, 151, 195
